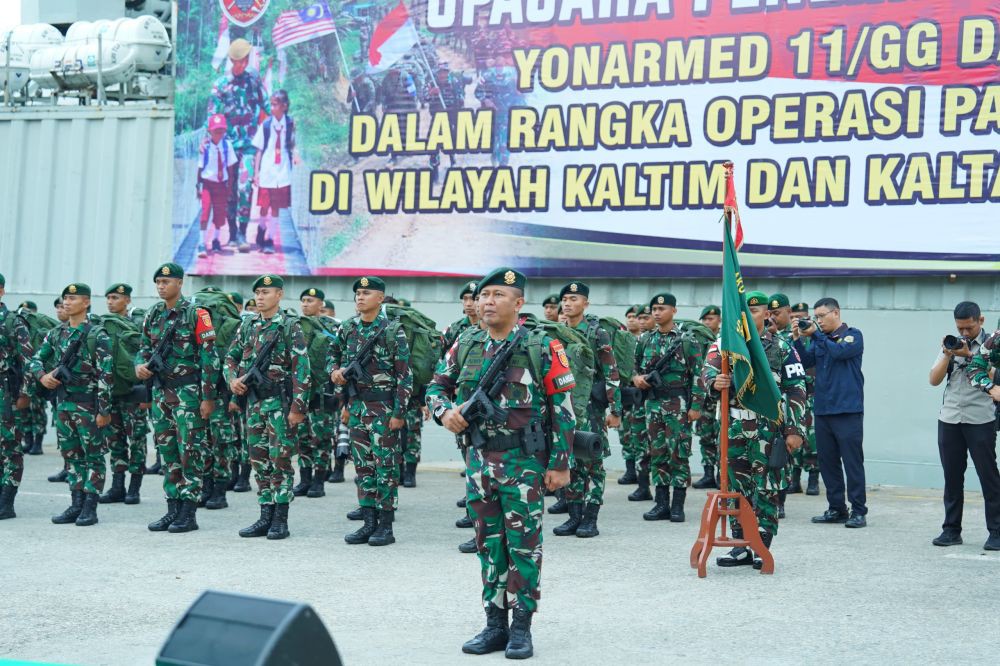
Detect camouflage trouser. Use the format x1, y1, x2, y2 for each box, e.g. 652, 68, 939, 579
206, 398, 236, 481
298, 408, 333, 473
402, 406, 423, 465
106, 402, 149, 475
55, 406, 107, 494
228, 149, 257, 235
14, 396, 47, 442
247, 404, 297, 505
619, 407, 640, 463
728, 417, 786, 536
646, 399, 692, 488
466, 449, 546, 612
790, 398, 818, 473
231, 407, 249, 464
630, 405, 650, 472
349, 411, 401, 511
151, 389, 207, 502
0, 396, 23, 488
566, 407, 609, 505
696, 403, 720, 468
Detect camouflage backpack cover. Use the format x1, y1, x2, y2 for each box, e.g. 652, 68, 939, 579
519, 313, 595, 429
384, 303, 443, 388
94, 314, 142, 398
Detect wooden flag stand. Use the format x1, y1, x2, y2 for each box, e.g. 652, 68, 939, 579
689, 164, 774, 578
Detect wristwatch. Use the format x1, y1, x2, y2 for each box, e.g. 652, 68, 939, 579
433, 403, 451, 425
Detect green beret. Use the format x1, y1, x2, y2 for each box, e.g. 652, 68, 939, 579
746, 291, 769, 307
460, 281, 478, 299
0, 272, 5, 287
768, 293, 790, 309
153, 262, 184, 280
625, 304, 641, 316
62, 283, 91, 297
353, 276, 385, 293
559, 281, 590, 300
229, 292, 244, 306
542, 294, 560, 307
649, 292, 676, 308
324, 299, 336, 310
252, 274, 284, 291
300, 287, 326, 300
19, 300, 37, 312
203, 286, 223, 293
640, 305, 651, 315
791, 302, 809, 313
53, 298, 62, 307
478, 267, 526, 292
245, 298, 257, 308
105, 283, 133, 297
397, 298, 412, 307
700, 305, 721, 319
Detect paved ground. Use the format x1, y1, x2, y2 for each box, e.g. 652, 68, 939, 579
2, 450, 998, 665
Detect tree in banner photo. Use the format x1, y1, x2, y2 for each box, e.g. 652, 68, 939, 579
173, 0, 1000, 277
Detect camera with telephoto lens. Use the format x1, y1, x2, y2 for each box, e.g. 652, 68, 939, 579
943, 335, 966, 351
797, 318, 814, 331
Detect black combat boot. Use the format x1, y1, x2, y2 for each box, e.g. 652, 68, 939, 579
307, 468, 326, 498
345, 506, 378, 544
328, 457, 346, 483
806, 471, 820, 496
617, 459, 637, 485
167, 500, 199, 533
52, 489, 85, 524
48, 466, 68, 483
124, 473, 143, 505
692, 465, 718, 489
458, 538, 477, 554
146, 453, 162, 475
628, 470, 653, 501
456, 513, 474, 528
575, 503, 601, 538
148, 499, 180, 531
670, 487, 687, 523
716, 525, 754, 567
553, 503, 582, 536
457, 496, 467, 508
462, 604, 509, 655
239, 504, 275, 538
267, 503, 290, 540
292, 467, 313, 497
198, 475, 214, 508
346, 506, 364, 520
787, 468, 803, 494
226, 462, 239, 491
28, 432, 43, 455
643, 486, 671, 521
547, 490, 568, 514
98, 472, 126, 504
505, 609, 534, 659
368, 509, 396, 546
0, 485, 17, 520
205, 478, 228, 510
75, 493, 99, 526
233, 463, 252, 492
777, 490, 786, 520
753, 530, 774, 570
402, 462, 417, 488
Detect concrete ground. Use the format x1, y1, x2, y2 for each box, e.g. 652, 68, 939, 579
2, 450, 998, 666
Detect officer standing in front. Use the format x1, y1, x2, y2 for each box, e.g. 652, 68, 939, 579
427, 267, 575, 660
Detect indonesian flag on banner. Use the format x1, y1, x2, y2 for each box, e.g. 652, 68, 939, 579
210, 15, 230, 71
724, 164, 744, 251
368, 2, 418, 73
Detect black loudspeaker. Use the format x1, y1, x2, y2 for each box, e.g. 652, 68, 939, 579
156, 590, 343, 666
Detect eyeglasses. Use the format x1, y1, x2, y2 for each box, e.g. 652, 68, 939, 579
813, 310, 837, 319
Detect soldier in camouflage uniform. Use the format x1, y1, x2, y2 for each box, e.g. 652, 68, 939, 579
627, 304, 656, 502
98, 283, 149, 506
29, 283, 113, 526
224, 291, 252, 492
692, 305, 722, 490
442, 281, 480, 352
292, 287, 335, 499
551, 281, 620, 538
427, 62, 472, 182
788, 301, 821, 495
0, 273, 35, 520
541, 294, 560, 323
632, 293, 705, 522
136, 263, 220, 534
703, 291, 807, 568
227, 275, 310, 540
427, 267, 575, 659
209, 38, 269, 253
329, 276, 412, 546
380, 67, 418, 165
10, 300, 46, 457
617, 304, 643, 484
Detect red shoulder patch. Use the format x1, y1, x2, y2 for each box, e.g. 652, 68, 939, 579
544, 339, 575, 395
195, 308, 216, 344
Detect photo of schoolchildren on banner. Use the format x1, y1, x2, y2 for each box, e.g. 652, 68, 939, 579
173, 0, 1000, 277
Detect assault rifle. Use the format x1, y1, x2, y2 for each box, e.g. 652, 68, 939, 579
341, 318, 390, 400
459, 327, 526, 449
43, 325, 91, 407
237, 331, 282, 412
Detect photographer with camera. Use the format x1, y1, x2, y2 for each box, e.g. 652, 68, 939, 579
931, 302, 1000, 550
794, 297, 868, 528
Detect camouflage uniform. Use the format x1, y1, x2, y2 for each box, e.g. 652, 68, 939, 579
0, 303, 33, 491
789, 333, 819, 475
106, 402, 148, 475
225, 311, 310, 506
701, 331, 807, 536
443, 315, 478, 355
968, 328, 1000, 394
328, 311, 412, 511
209, 68, 269, 245
29, 315, 113, 495
380, 68, 418, 162
426, 324, 575, 612
137, 298, 220, 503
695, 393, 720, 468
402, 391, 424, 465
13, 396, 46, 450
475, 66, 521, 166
205, 400, 236, 483
347, 72, 378, 114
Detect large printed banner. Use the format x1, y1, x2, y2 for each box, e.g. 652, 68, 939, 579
173, 0, 1000, 277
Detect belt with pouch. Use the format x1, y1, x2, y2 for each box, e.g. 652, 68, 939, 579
482, 432, 523, 452
356, 389, 392, 403
252, 383, 286, 401
61, 392, 97, 406
652, 387, 688, 400
159, 373, 200, 390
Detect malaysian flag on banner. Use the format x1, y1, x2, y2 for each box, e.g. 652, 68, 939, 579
272, 1, 337, 50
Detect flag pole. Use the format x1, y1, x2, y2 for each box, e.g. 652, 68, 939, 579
719, 161, 735, 500
408, 19, 448, 112
330, 26, 361, 113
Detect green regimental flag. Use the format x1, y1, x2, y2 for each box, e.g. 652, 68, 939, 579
720, 216, 782, 423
